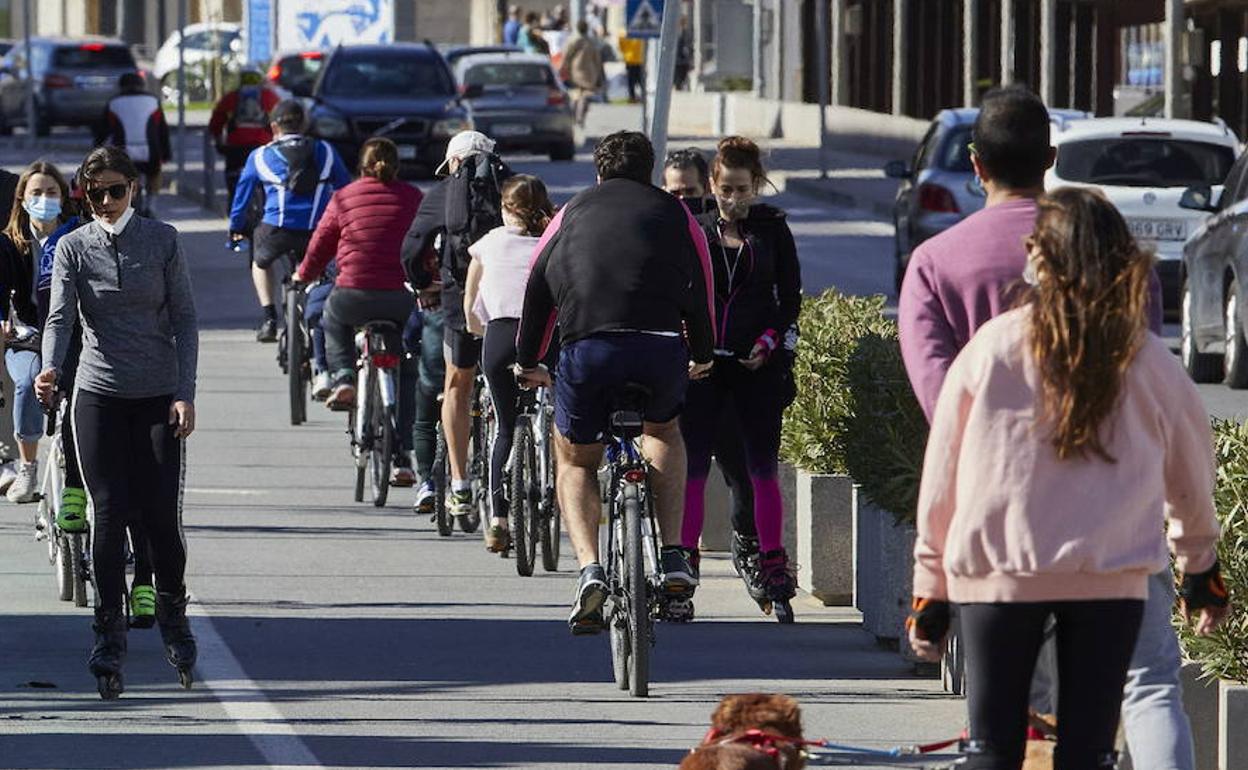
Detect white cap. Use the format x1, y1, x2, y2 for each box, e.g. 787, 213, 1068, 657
436, 130, 496, 175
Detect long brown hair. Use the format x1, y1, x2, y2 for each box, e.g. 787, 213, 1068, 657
5, 161, 72, 257
501, 174, 554, 237
1025, 187, 1152, 462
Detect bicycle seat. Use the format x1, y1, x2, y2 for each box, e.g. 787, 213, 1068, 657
608, 383, 651, 440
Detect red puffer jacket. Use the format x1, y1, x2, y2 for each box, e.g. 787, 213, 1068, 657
299, 177, 423, 291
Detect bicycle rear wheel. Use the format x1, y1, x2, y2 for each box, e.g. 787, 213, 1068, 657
607, 505, 628, 690
368, 377, 393, 508
286, 289, 307, 426
510, 418, 537, 577
623, 488, 649, 697
55, 533, 73, 602
433, 425, 453, 536
353, 385, 370, 504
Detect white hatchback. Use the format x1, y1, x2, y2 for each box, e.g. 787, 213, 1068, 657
1047, 117, 1240, 311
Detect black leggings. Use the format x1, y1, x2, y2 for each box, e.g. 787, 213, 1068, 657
74, 391, 185, 611
713, 399, 756, 538
959, 599, 1144, 769
482, 319, 520, 521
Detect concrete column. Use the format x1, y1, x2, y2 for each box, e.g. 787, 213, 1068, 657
891, 0, 908, 115
1001, 0, 1015, 85
830, 0, 847, 106
1164, 0, 1184, 119
692, 0, 703, 92
962, 0, 978, 105
1039, 0, 1056, 104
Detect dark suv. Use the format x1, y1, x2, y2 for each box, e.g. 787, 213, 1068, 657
304, 44, 472, 177
0, 38, 139, 135
1178, 150, 1248, 388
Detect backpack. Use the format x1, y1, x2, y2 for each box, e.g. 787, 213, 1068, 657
230, 86, 269, 132
444, 153, 513, 282
274, 137, 323, 197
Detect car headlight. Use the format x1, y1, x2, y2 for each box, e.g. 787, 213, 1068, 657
313, 114, 350, 140
432, 117, 474, 139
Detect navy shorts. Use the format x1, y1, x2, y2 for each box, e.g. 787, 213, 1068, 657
554, 332, 689, 445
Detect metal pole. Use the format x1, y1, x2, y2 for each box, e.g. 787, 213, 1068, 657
1039, 0, 1056, 105
1000, 0, 1014, 85
176, 0, 187, 193
1164, 0, 1183, 119
816, 0, 829, 179
22, 0, 34, 148
963, 0, 978, 106
649, 0, 682, 183
752, 0, 762, 97
891, 0, 907, 115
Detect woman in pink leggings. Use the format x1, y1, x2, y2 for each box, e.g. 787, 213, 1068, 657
678, 136, 801, 609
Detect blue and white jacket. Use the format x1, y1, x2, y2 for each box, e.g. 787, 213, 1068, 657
228, 134, 351, 234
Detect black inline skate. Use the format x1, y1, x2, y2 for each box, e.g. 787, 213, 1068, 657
156, 591, 197, 689
89, 607, 128, 700
749, 548, 797, 623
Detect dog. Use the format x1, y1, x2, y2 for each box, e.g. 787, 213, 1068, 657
680, 694, 807, 770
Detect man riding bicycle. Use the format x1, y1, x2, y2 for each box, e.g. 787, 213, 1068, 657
515, 131, 715, 634
228, 100, 351, 342
97, 73, 170, 216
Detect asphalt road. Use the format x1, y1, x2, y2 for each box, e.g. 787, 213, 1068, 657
0, 136, 966, 770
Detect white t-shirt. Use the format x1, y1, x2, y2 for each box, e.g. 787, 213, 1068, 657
469, 225, 540, 324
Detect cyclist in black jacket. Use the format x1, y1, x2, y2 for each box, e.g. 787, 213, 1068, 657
516, 131, 715, 634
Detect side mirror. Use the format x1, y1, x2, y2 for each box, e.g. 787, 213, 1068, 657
883, 160, 910, 179
1179, 184, 1216, 213
461, 83, 484, 100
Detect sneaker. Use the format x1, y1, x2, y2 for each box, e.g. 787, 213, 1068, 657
312, 371, 333, 400
485, 525, 511, 553
391, 458, 416, 487
57, 487, 89, 533
413, 482, 436, 515
0, 460, 17, 495
326, 383, 356, 411
660, 546, 699, 595
7, 461, 38, 504
447, 488, 473, 520
129, 584, 156, 629
569, 563, 608, 634
256, 317, 278, 343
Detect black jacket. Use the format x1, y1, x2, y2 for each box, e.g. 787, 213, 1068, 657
516, 178, 715, 367
697, 203, 802, 358
0, 232, 39, 327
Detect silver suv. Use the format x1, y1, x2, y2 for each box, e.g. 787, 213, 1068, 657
0, 38, 139, 136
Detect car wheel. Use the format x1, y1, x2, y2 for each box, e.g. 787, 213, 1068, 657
893, 231, 907, 294
1224, 281, 1248, 388
549, 142, 577, 162
1182, 277, 1222, 383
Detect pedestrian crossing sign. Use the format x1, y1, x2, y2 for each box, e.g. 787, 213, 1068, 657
626, 0, 664, 38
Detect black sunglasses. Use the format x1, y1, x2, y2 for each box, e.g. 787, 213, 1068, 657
85, 182, 130, 205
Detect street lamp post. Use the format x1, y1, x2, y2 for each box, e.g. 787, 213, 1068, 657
22, 0, 35, 149
177, 0, 187, 192
648, 0, 683, 184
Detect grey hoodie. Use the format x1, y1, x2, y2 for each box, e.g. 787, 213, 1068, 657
43, 215, 198, 402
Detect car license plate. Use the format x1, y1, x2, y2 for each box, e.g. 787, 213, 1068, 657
397, 145, 418, 161
1128, 218, 1186, 242
494, 123, 532, 137
77, 76, 113, 90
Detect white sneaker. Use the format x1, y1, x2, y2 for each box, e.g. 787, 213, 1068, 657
0, 460, 17, 495
414, 482, 436, 515
7, 461, 38, 504
312, 371, 332, 400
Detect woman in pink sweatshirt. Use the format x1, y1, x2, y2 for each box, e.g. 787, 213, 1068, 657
907, 187, 1230, 770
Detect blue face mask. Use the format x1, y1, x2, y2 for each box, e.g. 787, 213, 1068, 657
23, 195, 62, 223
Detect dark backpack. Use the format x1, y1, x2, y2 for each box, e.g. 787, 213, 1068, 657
444, 153, 513, 282
275, 137, 323, 197
229, 86, 269, 132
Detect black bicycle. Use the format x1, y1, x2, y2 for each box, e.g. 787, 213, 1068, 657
602, 385, 663, 698
509, 384, 559, 576
280, 279, 311, 426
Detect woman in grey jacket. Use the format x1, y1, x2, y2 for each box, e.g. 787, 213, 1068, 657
36, 146, 199, 700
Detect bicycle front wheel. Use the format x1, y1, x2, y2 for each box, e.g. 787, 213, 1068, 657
623, 488, 649, 697
286, 289, 307, 426
70, 532, 89, 608
433, 425, 453, 536
368, 376, 392, 508
510, 418, 537, 577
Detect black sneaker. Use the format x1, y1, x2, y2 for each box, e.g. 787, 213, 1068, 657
256, 317, 278, 343
660, 547, 698, 595
568, 563, 608, 635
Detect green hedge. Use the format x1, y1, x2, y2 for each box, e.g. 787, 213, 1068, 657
1178, 418, 1248, 684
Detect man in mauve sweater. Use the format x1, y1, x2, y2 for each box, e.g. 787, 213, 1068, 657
897, 86, 1196, 770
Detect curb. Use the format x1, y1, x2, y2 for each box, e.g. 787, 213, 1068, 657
783, 176, 896, 222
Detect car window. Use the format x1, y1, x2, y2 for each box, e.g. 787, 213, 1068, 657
1056, 137, 1235, 188
277, 53, 324, 91
912, 124, 939, 173
938, 125, 974, 172
463, 62, 553, 88
52, 45, 135, 69
322, 54, 453, 97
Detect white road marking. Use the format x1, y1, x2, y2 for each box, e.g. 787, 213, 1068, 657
189, 604, 325, 769
185, 487, 268, 496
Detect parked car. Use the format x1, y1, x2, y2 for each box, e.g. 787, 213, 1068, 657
1048, 117, 1239, 313
154, 22, 243, 101
884, 107, 1090, 290
442, 44, 522, 70
0, 38, 140, 136
452, 52, 576, 162
266, 49, 326, 99
1176, 147, 1248, 387
306, 43, 472, 177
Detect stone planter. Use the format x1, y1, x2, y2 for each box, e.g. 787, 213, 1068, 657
854, 497, 916, 642
795, 471, 853, 606
1219, 679, 1248, 769
853, 495, 882, 623
698, 461, 799, 556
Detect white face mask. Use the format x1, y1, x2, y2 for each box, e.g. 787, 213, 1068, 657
94, 206, 135, 236
716, 194, 754, 221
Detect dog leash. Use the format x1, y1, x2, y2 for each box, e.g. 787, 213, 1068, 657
708, 728, 963, 758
